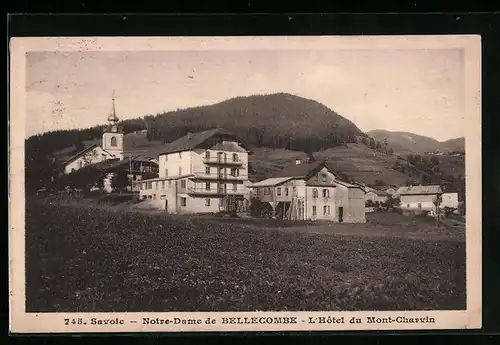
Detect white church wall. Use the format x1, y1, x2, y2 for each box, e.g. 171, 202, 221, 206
63, 146, 113, 174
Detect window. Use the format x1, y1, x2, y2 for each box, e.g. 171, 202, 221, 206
205, 167, 211, 175
224, 153, 227, 162
312, 206, 317, 216
205, 182, 211, 191
327, 205, 331, 215
205, 198, 211, 207
218, 183, 226, 193
148, 195, 152, 200
180, 179, 186, 188
323, 189, 330, 198
110, 136, 117, 147
233, 183, 237, 192
230, 168, 240, 177
264, 187, 270, 195
161, 181, 165, 189
205, 151, 210, 160
312, 188, 318, 198
168, 180, 172, 187
285, 188, 289, 196
180, 197, 186, 207
178, 167, 182, 176
233, 153, 239, 162
321, 174, 327, 182
418, 203, 422, 208
407, 204, 410, 208
277, 187, 282, 196
323, 205, 328, 215
139, 183, 143, 190
165, 169, 168, 177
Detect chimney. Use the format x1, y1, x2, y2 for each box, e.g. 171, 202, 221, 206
295, 159, 302, 165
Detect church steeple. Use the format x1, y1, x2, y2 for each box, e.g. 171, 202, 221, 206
102, 90, 124, 160
107, 90, 119, 124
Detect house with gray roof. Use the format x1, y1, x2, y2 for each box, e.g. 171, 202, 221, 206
135, 128, 252, 214
248, 160, 366, 223
396, 185, 443, 216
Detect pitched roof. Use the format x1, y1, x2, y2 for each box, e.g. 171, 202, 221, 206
85, 156, 158, 172
130, 155, 157, 163
158, 128, 248, 155
270, 161, 334, 179
335, 180, 366, 191
249, 177, 294, 188
367, 189, 389, 196
396, 185, 443, 196
60, 144, 100, 166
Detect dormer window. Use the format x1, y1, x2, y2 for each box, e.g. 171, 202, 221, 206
233, 153, 239, 162
321, 174, 327, 182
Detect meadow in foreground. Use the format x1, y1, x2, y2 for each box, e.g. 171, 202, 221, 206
25, 199, 466, 312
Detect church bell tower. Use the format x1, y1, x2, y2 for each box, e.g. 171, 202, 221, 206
102, 91, 124, 160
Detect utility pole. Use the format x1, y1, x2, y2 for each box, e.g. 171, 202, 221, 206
434, 193, 442, 229
129, 153, 132, 192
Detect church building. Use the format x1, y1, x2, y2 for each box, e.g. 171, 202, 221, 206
58, 94, 125, 174
52, 93, 159, 191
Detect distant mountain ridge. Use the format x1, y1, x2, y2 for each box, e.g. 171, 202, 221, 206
367, 129, 465, 154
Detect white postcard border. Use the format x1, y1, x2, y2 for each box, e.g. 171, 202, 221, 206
9, 35, 482, 333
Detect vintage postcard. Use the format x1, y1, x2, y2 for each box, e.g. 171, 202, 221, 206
9, 35, 482, 333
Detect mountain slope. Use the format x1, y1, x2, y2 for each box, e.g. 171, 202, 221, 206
249, 143, 465, 196
440, 137, 465, 152
144, 93, 366, 152
367, 130, 465, 154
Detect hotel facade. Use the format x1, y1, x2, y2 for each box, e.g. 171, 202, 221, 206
135, 128, 251, 214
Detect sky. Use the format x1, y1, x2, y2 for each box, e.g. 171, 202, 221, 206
26, 48, 465, 141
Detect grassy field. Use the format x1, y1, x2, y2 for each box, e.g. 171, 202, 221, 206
250, 144, 410, 185
26, 199, 466, 312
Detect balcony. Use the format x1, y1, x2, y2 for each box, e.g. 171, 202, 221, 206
187, 186, 246, 196
190, 172, 246, 181
203, 156, 244, 166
